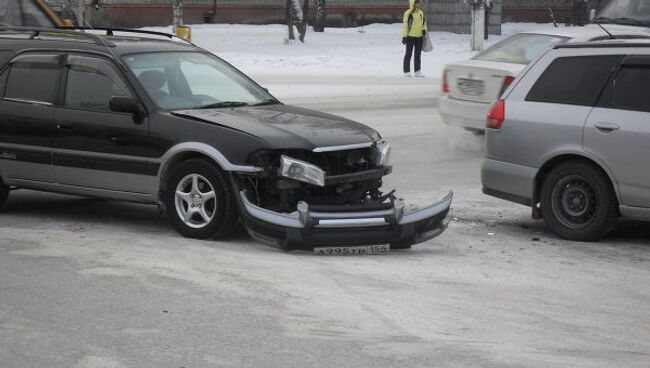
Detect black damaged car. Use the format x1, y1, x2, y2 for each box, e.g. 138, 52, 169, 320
0, 27, 452, 252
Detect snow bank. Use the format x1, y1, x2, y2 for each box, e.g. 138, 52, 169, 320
146, 23, 560, 78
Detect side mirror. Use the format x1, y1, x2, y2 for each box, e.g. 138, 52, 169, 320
109, 96, 146, 124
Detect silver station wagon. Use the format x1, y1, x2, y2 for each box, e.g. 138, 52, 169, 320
482, 40, 650, 241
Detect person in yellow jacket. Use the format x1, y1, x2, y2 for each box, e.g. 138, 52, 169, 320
402, 0, 427, 77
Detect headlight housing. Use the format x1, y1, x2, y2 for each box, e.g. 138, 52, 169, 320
280, 155, 326, 186
374, 141, 391, 166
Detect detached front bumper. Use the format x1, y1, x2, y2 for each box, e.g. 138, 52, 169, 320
238, 191, 453, 251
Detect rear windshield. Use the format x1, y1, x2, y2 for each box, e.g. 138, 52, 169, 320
473, 33, 569, 65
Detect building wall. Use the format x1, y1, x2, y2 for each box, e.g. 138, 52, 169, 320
427, 0, 502, 35
87, 0, 407, 28
501, 0, 611, 23
58, 0, 501, 34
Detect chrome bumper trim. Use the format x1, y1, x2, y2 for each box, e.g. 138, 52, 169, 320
239, 191, 453, 229
312, 142, 373, 153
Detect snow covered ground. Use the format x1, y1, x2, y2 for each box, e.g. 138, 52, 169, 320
146, 22, 559, 78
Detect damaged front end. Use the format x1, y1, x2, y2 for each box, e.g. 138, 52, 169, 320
233, 142, 453, 251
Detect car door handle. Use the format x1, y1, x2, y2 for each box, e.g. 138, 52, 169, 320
56, 123, 75, 130
594, 122, 620, 132
109, 137, 135, 145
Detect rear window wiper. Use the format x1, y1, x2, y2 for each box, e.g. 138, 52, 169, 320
253, 98, 281, 106
196, 101, 249, 109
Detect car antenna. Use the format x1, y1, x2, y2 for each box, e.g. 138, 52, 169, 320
596, 22, 616, 40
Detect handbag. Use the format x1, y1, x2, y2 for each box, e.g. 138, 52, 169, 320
422, 34, 433, 53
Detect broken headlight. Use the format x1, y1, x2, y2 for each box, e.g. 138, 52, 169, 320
280, 155, 326, 187
374, 141, 392, 166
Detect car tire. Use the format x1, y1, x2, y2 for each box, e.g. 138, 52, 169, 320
540, 161, 618, 241
0, 179, 8, 209
165, 159, 238, 240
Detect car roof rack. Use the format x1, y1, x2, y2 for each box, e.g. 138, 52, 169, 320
0, 26, 114, 47
57, 26, 193, 45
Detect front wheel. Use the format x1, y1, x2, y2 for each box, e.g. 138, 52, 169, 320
164, 159, 238, 239
540, 161, 618, 241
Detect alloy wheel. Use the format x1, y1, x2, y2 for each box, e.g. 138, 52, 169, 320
174, 174, 217, 229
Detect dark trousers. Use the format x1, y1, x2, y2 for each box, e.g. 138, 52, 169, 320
403, 36, 423, 73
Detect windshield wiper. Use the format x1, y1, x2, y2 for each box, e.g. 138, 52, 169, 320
253, 98, 281, 106
196, 101, 249, 109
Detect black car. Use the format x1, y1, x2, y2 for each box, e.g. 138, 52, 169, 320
0, 27, 452, 251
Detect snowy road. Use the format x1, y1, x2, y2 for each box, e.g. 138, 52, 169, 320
1, 76, 649, 368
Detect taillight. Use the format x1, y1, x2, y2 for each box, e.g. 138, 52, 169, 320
499, 76, 515, 97
442, 69, 450, 93
487, 100, 505, 129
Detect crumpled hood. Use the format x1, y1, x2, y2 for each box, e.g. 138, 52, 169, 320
172, 104, 380, 150
409, 0, 415, 10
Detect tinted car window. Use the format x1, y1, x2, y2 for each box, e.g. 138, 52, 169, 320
474, 33, 568, 65
65, 55, 133, 111
5, 54, 60, 103
604, 66, 650, 112
526, 55, 622, 106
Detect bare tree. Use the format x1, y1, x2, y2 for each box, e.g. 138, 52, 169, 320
314, 0, 326, 32
60, 0, 85, 26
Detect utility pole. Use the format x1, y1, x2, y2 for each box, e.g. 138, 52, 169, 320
468, 0, 490, 52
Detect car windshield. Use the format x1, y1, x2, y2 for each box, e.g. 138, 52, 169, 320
123, 51, 275, 110
473, 33, 569, 65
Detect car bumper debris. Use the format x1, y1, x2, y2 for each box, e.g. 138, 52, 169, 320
237, 190, 453, 251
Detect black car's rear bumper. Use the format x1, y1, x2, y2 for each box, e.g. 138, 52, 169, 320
237, 190, 453, 251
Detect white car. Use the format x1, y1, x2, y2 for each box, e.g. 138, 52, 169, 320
439, 25, 650, 132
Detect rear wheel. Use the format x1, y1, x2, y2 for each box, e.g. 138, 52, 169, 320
164, 159, 238, 239
540, 161, 618, 241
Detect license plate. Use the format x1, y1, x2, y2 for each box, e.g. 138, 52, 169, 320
313, 245, 390, 256
457, 78, 485, 96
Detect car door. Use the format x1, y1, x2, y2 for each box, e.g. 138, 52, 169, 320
0, 52, 62, 183
53, 53, 158, 194
584, 55, 650, 208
